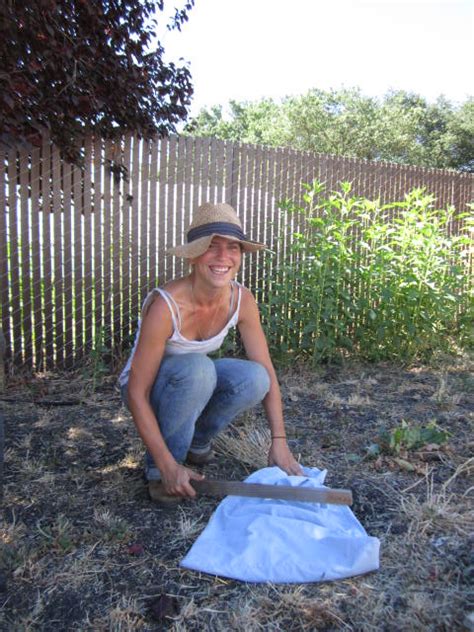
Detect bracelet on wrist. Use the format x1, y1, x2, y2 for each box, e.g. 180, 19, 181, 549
271, 436, 287, 440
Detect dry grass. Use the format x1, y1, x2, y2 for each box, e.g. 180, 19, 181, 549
175, 509, 206, 542
214, 425, 271, 470
401, 458, 474, 539
346, 393, 372, 407
1, 357, 473, 630
430, 371, 464, 407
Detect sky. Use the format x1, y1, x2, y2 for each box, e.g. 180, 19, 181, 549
161, 0, 473, 116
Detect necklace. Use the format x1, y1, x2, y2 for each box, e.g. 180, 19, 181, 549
190, 281, 227, 341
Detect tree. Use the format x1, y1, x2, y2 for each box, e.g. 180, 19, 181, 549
187, 88, 474, 172
0, 0, 195, 161
446, 98, 474, 172
185, 99, 288, 146
371, 91, 451, 167
283, 88, 381, 159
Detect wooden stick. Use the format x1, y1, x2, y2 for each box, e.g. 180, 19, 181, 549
191, 479, 353, 505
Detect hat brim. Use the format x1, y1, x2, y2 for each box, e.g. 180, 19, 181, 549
166, 234, 267, 258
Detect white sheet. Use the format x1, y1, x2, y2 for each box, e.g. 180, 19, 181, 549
180, 466, 380, 583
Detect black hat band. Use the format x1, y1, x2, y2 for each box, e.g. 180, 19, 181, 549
187, 222, 247, 243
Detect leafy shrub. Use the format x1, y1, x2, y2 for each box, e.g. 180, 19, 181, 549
261, 181, 472, 363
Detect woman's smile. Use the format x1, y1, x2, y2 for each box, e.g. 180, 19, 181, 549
209, 265, 232, 275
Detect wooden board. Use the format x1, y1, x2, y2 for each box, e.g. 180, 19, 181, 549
191, 479, 353, 505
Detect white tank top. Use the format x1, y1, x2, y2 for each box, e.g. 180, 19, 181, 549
119, 282, 242, 387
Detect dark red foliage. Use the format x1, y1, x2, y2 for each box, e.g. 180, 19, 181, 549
0, 1, 195, 162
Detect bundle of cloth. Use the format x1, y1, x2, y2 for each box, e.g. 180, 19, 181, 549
181, 466, 380, 583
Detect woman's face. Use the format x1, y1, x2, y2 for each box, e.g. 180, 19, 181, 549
191, 236, 242, 288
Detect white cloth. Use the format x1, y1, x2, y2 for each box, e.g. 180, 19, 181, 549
180, 466, 380, 583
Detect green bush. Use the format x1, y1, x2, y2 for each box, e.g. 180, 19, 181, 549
261, 181, 472, 363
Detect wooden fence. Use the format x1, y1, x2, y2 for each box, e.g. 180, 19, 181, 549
0, 133, 472, 371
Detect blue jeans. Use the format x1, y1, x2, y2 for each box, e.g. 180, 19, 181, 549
121, 353, 270, 480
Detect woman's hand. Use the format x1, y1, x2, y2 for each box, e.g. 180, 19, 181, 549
161, 462, 204, 497
268, 439, 304, 476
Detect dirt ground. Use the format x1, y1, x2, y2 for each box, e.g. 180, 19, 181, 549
1, 354, 473, 631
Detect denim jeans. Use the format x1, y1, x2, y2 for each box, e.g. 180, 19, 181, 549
121, 353, 270, 480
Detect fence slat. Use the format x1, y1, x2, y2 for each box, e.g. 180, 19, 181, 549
209, 138, 218, 204
225, 140, 236, 208
183, 136, 193, 251
281, 146, 293, 346
121, 134, 132, 345
93, 137, 103, 355
62, 158, 73, 367
201, 138, 210, 207
263, 145, 275, 304
73, 159, 84, 361
0, 147, 10, 365
40, 140, 54, 367
111, 138, 122, 349
19, 148, 33, 368
83, 136, 93, 354
101, 140, 114, 351
216, 139, 225, 202
110, 142, 121, 348
130, 137, 140, 322
244, 145, 256, 287
149, 137, 158, 288
237, 143, 249, 283
140, 138, 150, 300
8, 149, 22, 365
166, 136, 177, 280
157, 138, 168, 283
175, 137, 186, 279
30, 147, 42, 367
255, 145, 267, 300
52, 144, 64, 367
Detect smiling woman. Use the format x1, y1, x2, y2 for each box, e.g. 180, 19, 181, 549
119, 202, 302, 504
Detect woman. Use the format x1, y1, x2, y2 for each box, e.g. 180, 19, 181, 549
119, 202, 302, 503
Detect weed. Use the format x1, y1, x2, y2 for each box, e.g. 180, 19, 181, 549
81, 327, 110, 392
35, 514, 76, 553
262, 182, 472, 364
372, 420, 450, 456
93, 509, 131, 542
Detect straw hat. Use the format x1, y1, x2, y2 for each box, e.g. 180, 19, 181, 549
166, 202, 266, 258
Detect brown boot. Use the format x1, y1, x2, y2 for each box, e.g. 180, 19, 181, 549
148, 481, 182, 505
185, 448, 215, 466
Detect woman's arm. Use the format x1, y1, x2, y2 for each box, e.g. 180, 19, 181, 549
127, 296, 203, 496
237, 288, 303, 475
